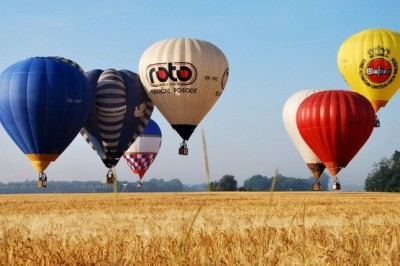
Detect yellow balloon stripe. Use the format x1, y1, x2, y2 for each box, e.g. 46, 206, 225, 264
26, 154, 59, 173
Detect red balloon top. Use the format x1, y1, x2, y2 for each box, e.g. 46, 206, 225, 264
296, 90, 375, 176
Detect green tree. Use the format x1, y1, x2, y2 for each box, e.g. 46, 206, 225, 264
209, 175, 237, 191
219, 175, 237, 191
243, 175, 270, 191
208, 181, 221, 191
365, 151, 400, 192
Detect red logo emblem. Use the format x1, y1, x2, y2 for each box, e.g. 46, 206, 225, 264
365, 58, 392, 83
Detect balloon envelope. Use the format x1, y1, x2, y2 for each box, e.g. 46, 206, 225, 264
283, 89, 325, 178
337, 28, 400, 112
138, 38, 229, 141
80, 69, 153, 168
296, 90, 375, 176
0, 57, 92, 173
123, 119, 162, 179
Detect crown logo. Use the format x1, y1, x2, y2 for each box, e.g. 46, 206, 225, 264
368, 45, 390, 58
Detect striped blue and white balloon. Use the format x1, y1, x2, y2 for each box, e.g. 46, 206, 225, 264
80, 69, 153, 168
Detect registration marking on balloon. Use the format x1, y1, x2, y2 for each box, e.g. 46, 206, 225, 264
359, 45, 398, 89
67, 98, 83, 104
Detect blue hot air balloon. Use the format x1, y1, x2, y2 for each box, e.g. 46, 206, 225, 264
0, 57, 92, 186
80, 69, 153, 183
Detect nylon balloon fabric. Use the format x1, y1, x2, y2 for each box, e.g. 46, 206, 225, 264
80, 69, 153, 168
338, 28, 400, 112
0, 57, 92, 173
296, 90, 375, 176
282, 89, 325, 179
138, 38, 229, 142
123, 119, 162, 180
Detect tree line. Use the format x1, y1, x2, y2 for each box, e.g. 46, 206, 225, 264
364, 150, 400, 192
207, 150, 400, 192
208, 174, 330, 191
0, 174, 329, 194
0, 179, 193, 194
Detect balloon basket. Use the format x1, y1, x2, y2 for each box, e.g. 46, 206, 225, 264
179, 141, 188, 155
105, 169, 115, 184
37, 173, 47, 188
375, 115, 380, 128
179, 147, 188, 155
333, 181, 341, 190
105, 177, 115, 184
313, 182, 321, 191
37, 179, 47, 188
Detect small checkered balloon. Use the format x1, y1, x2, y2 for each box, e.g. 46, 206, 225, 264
123, 119, 162, 180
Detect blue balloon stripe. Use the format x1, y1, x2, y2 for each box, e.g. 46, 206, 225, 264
101, 137, 120, 144
97, 81, 125, 89
97, 80, 125, 88
97, 115, 124, 123
99, 70, 123, 78
98, 129, 123, 136
3, 71, 29, 152
103, 142, 118, 149
97, 90, 124, 97
18, 61, 41, 154
140, 119, 162, 136
98, 74, 124, 81
45, 58, 70, 153
97, 92, 125, 97
39, 58, 79, 154
100, 126, 121, 135
96, 124, 123, 131
45, 58, 91, 155
98, 76, 124, 88
96, 98, 126, 104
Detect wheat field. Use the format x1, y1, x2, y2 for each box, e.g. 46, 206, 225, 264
0, 191, 399, 265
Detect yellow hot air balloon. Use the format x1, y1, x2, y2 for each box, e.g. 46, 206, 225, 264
139, 38, 229, 155
337, 28, 400, 114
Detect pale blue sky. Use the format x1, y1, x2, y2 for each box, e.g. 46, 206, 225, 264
1, 1, 400, 188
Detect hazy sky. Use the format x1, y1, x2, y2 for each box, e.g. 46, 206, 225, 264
1, 1, 400, 188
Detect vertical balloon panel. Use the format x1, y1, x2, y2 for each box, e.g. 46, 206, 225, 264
282, 89, 325, 179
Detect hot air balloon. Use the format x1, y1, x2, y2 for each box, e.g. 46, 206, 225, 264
138, 38, 229, 155
296, 90, 375, 190
283, 89, 325, 190
337, 28, 400, 125
0, 57, 92, 187
123, 119, 162, 188
80, 69, 153, 183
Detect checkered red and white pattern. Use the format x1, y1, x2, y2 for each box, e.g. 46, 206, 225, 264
123, 119, 162, 179
125, 153, 156, 170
